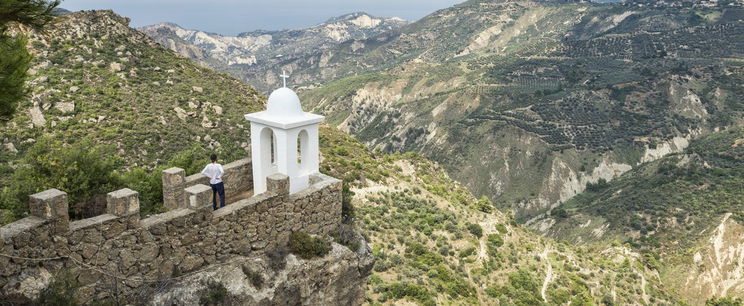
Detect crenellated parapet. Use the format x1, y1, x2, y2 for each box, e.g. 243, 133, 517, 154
0, 158, 341, 303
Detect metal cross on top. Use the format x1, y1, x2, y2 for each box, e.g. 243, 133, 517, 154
280, 70, 289, 88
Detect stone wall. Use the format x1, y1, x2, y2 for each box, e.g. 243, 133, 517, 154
0, 172, 342, 303
162, 158, 253, 210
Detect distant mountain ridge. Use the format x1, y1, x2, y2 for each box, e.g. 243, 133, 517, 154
140, 12, 408, 91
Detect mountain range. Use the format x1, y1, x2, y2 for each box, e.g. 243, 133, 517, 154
140, 12, 408, 92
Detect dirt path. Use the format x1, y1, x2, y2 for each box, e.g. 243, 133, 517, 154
637, 269, 649, 304
540, 247, 554, 302
478, 238, 488, 261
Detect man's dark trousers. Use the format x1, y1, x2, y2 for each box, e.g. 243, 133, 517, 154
211, 182, 225, 210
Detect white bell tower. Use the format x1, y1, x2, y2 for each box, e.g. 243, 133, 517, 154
245, 71, 325, 195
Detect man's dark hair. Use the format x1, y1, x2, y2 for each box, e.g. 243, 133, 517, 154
210, 154, 217, 162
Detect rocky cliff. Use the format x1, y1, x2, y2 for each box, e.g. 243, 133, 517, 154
150, 243, 374, 305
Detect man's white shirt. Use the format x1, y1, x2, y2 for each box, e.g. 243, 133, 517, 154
201, 163, 224, 185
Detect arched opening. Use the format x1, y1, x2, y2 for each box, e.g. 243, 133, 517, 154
270, 132, 276, 165
260, 127, 277, 170
297, 134, 302, 164
297, 129, 310, 173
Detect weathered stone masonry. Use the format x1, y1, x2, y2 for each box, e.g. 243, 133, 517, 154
0, 158, 342, 301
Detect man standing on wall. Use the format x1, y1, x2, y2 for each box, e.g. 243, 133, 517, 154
201, 154, 225, 210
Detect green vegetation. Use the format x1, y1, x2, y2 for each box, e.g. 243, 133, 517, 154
467, 222, 483, 238
333, 127, 677, 304
198, 281, 230, 306
288, 231, 332, 260
377, 282, 435, 306
485, 270, 543, 306
36, 270, 80, 306
0, 10, 264, 224
0, 34, 32, 119
485, 234, 504, 257
707, 297, 744, 306
0, 0, 59, 119
556, 128, 744, 252
0, 137, 218, 224
241, 266, 264, 289
1, 138, 121, 219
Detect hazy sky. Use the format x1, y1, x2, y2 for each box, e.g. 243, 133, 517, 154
60, 0, 465, 35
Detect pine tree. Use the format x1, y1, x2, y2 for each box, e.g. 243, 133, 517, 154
0, 0, 59, 120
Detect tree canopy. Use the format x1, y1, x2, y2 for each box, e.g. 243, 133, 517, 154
0, 0, 59, 120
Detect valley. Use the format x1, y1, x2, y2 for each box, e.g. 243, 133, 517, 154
1, 0, 744, 304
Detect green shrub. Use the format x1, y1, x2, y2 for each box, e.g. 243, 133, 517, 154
168, 144, 211, 175
551, 207, 569, 219
706, 297, 743, 306
331, 224, 361, 252
241, 266, 264, 289
380, 282, 435, 306
495, 223, 508, 234
459, 247, 477, 258
486, 270, 543, 305
118, 167, 164, 216
2, 137, 121, 220
466, 223, 483, 238
199, 281, 229, 306
288, 232, 332, 259
341, 182, 356, 224
486, 234, 504, 257
37, 270, 79, 306
476, 195, 493, 213
0, 34, 32, 119
586, 178, 609, 192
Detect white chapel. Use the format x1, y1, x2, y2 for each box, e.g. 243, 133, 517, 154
244, 72, 325, 195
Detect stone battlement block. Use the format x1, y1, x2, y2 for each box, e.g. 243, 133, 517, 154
162, 167, 186, 210
107, 188, 140, 217
29, 188, 69, 234
185, 184, 212, 209
267, 173, 289, 195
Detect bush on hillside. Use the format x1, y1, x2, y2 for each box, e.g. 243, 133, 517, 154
36, 270, 79, 306
198, 281, 229, 306
586, 178, 609, 192
288, 231, 332, 259
476, 195, 494, 213
0, 137, 121, 220
706, 297, 743, 306
341, 182, 356, 224
466, 223, 483, 238
331, 223, 361, 252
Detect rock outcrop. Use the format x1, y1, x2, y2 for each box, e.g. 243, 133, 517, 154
151, 242, 374, 305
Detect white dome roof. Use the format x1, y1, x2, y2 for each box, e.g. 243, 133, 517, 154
266, 87, 303, 117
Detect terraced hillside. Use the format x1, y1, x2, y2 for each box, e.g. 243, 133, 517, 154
539, 127, 744, 304
298, 0, 744, 223
320, 127, 679, 305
